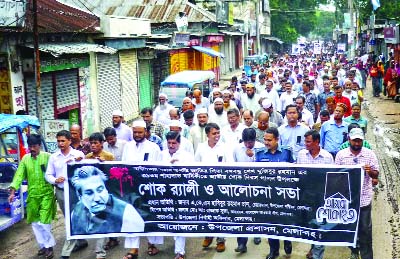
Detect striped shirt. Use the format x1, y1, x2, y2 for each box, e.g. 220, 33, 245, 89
335, 147, 379, 207
296, 148, 334, 164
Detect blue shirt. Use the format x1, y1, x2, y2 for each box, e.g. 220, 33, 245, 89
148, 134, 163, 150
278, 123, 310, 159
255, 146, 294, 163
320, 119, 349, 154
318, 91, 334, 111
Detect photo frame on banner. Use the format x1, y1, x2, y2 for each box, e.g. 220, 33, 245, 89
65, 162, 363, 246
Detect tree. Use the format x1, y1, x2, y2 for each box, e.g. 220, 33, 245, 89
269, 0, 329, 43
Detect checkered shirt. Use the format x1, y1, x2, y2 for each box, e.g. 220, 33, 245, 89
296, 148, 334, 165
150, 120, 165, 139
335, 147, 379, 207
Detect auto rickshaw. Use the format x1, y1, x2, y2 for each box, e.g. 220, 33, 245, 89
0, 114, 42, 231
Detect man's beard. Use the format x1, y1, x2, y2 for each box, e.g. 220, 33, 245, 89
113, 122, 121, 128
134, 136, 145, 143
247, 92, 255, 99
199, 122, 207, 127
159, 104, 166, 109
215, 107, 224, 115
350, 145, 362, 152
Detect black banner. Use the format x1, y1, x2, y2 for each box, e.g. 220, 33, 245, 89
65, 162, 362, 246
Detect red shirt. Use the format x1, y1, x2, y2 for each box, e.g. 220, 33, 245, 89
334, 95, 352, 117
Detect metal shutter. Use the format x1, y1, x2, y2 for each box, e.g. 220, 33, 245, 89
55, 69, 79, 113
151, 52, 170, 105
26, 74, 54, 119
138, 59, 153, 110
96, 53, 121, 130
119, 50, 139, 121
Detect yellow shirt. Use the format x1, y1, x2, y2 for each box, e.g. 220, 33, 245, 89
85, 150, 114, 161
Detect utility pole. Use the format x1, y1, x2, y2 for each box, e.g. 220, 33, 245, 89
255, 0, 260, 54
349, 0, 355, 59
33, 0, 42, 125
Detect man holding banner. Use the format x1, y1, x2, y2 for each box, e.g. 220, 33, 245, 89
121, 120, 162, 259
297, 130, 334, 259
161, 131, 195, 259
255, 127, 294, 259
335, 128, 379, 259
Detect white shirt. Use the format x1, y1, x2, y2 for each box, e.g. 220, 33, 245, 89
161, 148, 195, 165
103, 139, 127, 161
154, 103, 174, 126
241, 94, 261, 114
192, 97, 210, 112
280, 91, 298, 112
189, 125, 207, 152
195, 141, 227, 162
114, 123, 133, 142
121, 139, 161, 162
162, 136, 194, 156
45, 148, 85, 188
220, 123, 246, 144
208, 112, 229, 129
342, 91, 359, 106
229, 141, 264, 162
259, 89, 281, 112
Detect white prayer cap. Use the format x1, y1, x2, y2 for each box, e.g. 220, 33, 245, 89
214, 97, 223, 104
159, 93, 168, 99
183, 97, 191, 102
112, 110, 123, 117
169, 120, 181, 128
132, 120, 146, 129
212, 87, 222, 93
197, 108, 208, 115
262, 99, 272, 109
222, 89, 231, 95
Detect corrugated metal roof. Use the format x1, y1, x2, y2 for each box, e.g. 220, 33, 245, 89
22, 0, 100, 33
24, 42, 117, 57
57, 0, 216, 23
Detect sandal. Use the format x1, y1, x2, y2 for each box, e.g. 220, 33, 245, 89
306, 248, 313, 259
37, 247, 46, 256
45, 248, 54, 259
104, 238, 120, 250
123, 253, 138, 259
174, 253, 185, 259
147, 244, 159, 256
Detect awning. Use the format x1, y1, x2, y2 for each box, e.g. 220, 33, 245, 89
262, 36, 284, 45
220, 30, 244, 36
191, 46, 225, 58
24, 42, 117, 57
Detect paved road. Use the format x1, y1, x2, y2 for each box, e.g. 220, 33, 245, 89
1, 79, 398, 259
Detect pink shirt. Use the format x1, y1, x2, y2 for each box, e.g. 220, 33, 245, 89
335, 147, 379, 207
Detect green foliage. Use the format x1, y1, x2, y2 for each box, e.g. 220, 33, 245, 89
269, 0, 329, 43
311, 10, 336, 40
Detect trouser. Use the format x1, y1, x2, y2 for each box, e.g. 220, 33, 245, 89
96, 238, 106, 259
55, 188, 89, 257
174, 237, 186, 255
32, 222, 56, 249
312, 244, 325, 259
124, 236, 164, 249
372, 77, 380, 96
268, 239, 291, 254
350, 204, 373, 259
237, 237, 248, 246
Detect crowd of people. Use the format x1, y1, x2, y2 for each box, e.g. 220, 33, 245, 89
7, 52, 385, 259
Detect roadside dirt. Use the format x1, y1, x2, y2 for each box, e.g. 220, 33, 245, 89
0, 78, 399, 259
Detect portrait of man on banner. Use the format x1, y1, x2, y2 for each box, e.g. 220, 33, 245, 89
69, 165, 145, 235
